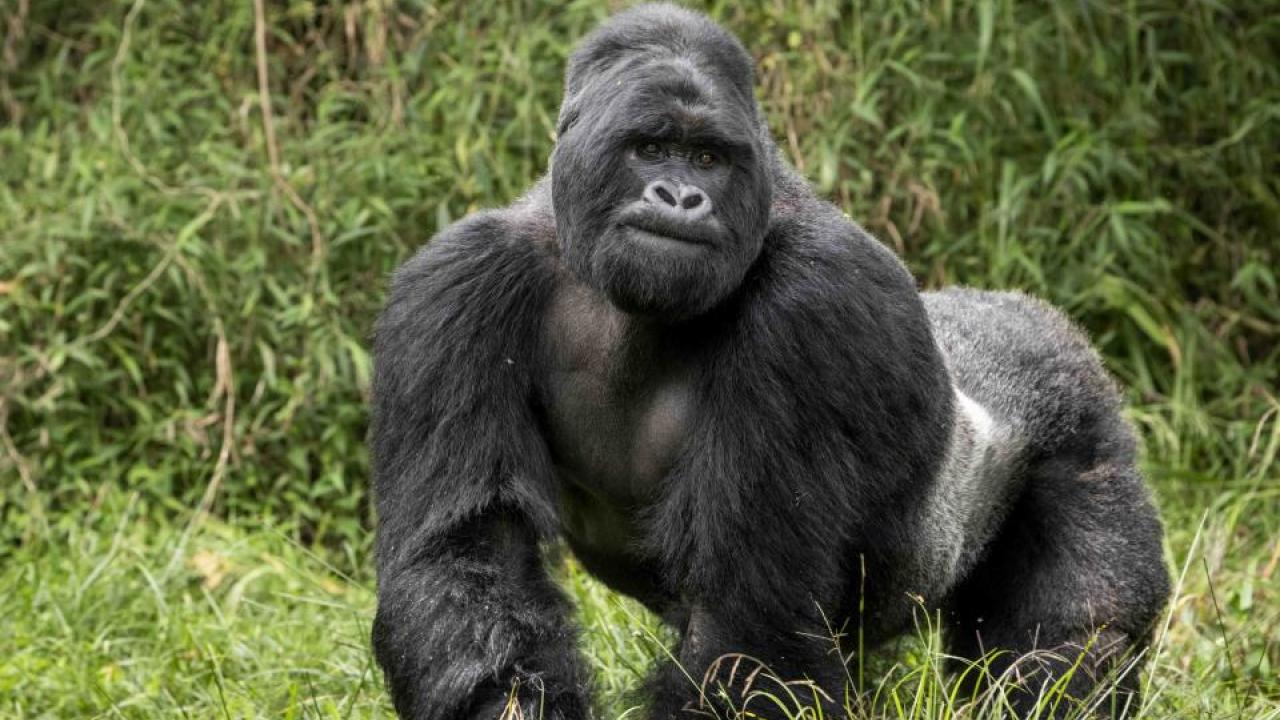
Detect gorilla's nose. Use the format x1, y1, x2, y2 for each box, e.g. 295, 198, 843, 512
643, 180, 712, 222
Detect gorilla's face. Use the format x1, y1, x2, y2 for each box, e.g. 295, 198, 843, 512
551, 57, 772, 320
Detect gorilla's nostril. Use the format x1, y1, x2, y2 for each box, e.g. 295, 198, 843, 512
645, 180, 709, 215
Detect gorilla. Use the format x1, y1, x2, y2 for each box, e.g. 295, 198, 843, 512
370, 5, 1169, 719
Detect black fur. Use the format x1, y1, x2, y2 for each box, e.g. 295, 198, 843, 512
370, 5, 1169, 719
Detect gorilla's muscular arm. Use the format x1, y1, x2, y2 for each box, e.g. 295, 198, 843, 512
370, 214, 587, 720
643, 212, 956, 716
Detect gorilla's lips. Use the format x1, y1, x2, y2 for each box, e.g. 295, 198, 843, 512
621, 225, 712, 251
616, 206, 723, 248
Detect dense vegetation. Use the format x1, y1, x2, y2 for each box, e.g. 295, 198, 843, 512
1, 1, 1276, 717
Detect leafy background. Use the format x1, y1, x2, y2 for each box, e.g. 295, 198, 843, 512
1, 0, 1276, 717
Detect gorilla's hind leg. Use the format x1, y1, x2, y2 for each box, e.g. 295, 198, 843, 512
943, 458, 1168, 718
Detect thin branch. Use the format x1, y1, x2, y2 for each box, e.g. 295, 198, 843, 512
252, 0, 326, 286
253, 0, 280, 173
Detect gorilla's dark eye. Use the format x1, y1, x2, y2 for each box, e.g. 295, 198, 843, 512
693, 150, 717, 169
637, 141, 664, 160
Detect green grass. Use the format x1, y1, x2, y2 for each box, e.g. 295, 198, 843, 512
1, 0, 1277, 717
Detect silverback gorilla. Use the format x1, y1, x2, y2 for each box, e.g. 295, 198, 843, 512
370, 5, 1169, 719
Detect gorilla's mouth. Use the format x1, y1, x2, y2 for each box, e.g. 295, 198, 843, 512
616, 206, 723, 248
621, 223, 711, 248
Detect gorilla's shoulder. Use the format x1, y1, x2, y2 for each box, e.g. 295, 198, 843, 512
394, 198, 555, 286
749, 203, 922, 320
715, 199, 951, 431
724, 201, 940, 392
378, 202, 558, 344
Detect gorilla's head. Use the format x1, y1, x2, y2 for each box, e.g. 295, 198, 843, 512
551, 4, 772, 320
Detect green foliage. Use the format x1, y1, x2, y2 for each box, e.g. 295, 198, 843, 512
1, 1, 1277, 718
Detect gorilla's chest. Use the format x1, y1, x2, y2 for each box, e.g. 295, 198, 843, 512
540, 284, 697, 553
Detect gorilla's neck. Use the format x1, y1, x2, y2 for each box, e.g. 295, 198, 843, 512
554, 276, 696, 387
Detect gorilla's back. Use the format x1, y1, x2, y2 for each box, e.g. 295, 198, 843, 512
922, 287, 1129, 464
913, 287, 1142, 592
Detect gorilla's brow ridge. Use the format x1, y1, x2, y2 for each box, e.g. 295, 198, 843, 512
620, 110, 750, 157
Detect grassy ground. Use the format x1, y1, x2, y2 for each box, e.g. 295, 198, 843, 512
1, 0, 1277, 718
